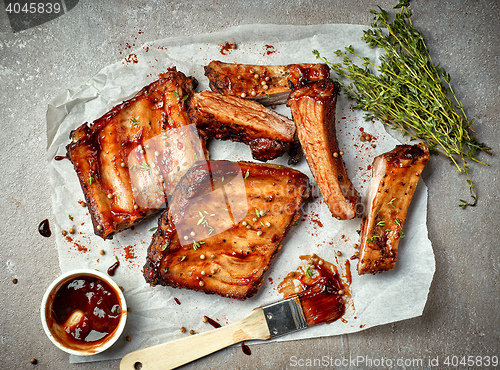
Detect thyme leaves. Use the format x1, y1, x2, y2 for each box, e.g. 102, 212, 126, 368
313, 0, 490, 208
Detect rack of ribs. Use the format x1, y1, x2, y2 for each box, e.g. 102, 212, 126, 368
143, 160, 310, 300
357, 144, 430, 275
66, 68, 206, 239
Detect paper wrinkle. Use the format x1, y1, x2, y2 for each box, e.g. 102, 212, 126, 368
45, 24, 435, 364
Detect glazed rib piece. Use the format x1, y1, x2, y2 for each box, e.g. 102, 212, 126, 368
66, 68, 206, 239
143, 160, 310, 300
358, 144, 430, 275
190, 90, 297, 162
287, 79, 360, 220
205, 61, 330, 106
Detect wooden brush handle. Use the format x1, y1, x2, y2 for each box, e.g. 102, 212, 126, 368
120, 307, 270, 370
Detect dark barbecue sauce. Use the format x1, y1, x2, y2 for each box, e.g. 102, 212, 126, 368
203, 316, 221, 329
107, 260, 120, 276
51, 276, 121, 344
241, 342, 252, 355
345, 259, 352, 285
38, 219, 52, 237
54, 155, 67, 161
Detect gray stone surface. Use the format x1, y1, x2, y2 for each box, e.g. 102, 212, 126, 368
0, 0, 498, 369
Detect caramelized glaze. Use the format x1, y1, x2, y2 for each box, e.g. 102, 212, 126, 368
144, 160, 310, 300
358, 144, 429, 274
204, 61, 330, 106
66, 68, 205, 239
287, 79, 360, 220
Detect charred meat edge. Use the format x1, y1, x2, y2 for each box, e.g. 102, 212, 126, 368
66, 68, 200, 239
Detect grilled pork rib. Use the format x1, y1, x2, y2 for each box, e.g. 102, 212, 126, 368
205, 61, 330, 106
190, 90, 297, 162
143, 160, 310, 300
287, 79, 360, 220
66, 69, 205, 239
358, 144, 430, 275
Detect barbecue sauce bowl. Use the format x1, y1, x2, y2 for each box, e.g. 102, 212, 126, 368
41, 269, 127, 356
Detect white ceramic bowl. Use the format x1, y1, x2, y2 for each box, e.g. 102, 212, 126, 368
41, 269, 127, 356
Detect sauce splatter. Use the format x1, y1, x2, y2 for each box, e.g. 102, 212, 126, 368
124, 245, 137, 260
219, 42, 237, 55
54, 155, 67, 161
38, 219, 51, 237
264, 44, 276, 55
65, 236, 89, 253
174, 297, 181, 305
309, 212, 323, 228
203, 316, 221, 329
124, 53, 138, 64
108, 258, 120, 276
241, 342, 251, 355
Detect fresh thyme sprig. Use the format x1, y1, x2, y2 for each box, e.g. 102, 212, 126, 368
313, 0, 490, 208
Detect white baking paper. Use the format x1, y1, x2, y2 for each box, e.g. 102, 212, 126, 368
46, 24, 435, 363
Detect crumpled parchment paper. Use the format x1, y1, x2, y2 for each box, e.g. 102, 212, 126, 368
46, 24, 435, 363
